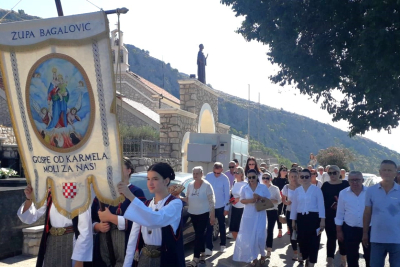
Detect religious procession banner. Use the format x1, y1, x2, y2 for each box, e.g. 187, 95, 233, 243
0, 11, 124, 218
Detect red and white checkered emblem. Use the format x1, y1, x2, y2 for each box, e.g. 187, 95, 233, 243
62, 182, 77, 199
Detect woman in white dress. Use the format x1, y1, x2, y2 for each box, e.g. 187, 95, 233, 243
233, 169, 271, 266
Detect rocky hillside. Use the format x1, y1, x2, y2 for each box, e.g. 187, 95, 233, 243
3, 9, 399, 173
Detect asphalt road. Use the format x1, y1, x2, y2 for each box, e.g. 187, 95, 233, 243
0, 225, 388, 267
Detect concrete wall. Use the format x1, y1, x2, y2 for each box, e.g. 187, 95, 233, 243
0, 186, 44, 260
130, 157, 182, 172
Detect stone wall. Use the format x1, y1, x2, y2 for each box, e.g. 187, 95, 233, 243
129, 157, 182, 172
158, 109, 197, 159
216, 122, 230, 134
179, 79, 219, 125
0, 186, 44, 260
116, 74, 158, 110
22, 226, 43, 256
0, 126, 17, 145
0, 97, 12, 127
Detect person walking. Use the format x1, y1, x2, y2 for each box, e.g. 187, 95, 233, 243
321, 165, 349, 267
205, 162, 230, 255
262, 170, 282, 259
244, 156, 263, 182
282, 168, 302, 261
291, 169, 325, 267
363, 160, 400, 267
272, 165, 289, 238
91, 157, 146, 267
335, 171, 370, 267
17, 185, 93, 267
233, 169, 271, 266
229, 166, 247, 239
119, 162, 185, 267
181, 166, 215, 267
224, 161, 236, 188
310, 169, 323, 188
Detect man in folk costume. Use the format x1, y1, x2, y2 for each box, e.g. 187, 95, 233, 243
91, 157, 146, 267
118, 163, 185, 267
17, 185, 93, 267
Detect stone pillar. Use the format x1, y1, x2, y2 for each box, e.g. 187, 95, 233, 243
22, 225, 44, 256
158, 108, 197, 159
178, 79, 219, 124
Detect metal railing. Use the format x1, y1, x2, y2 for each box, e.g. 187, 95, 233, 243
122, 139, 171, 158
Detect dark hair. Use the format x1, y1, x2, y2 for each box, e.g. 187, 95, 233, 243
291, 163, 298, 168
301, 169, 311, 175
381, 160, 397, 169
123, 157, 134, 176
245, 156, 261, 175
148, 162, 175, 185
247, 169, 259, 183
233, 159, 239, 164
276, 165, 288, 179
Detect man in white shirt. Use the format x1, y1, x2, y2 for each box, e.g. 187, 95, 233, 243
335, 171, 370, 267
205, 162, 230, 254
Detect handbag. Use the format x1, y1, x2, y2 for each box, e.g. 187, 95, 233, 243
255, 198, 274, 211
278, 205, 287, 224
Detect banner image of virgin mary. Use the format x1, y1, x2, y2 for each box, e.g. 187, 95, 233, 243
26, 54, 95, 153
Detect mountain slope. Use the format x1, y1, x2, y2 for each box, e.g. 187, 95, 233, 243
3, 9, 399, 174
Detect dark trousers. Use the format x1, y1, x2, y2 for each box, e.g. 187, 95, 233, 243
286, 210, 298, 251
190, 212, 209, 258
206, 207, 226, 249
277, 203, 286, 229
326, 218, 346, 258
297, 212, 321, 264
343, 223, 371, 267
266, 210, 278, 248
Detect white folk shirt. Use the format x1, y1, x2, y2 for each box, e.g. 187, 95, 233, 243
290, 185, 325, 220
334, 186, 367, 228
17, 201, 93, 263
266, 184, 282, 210
123, 195, 182, 267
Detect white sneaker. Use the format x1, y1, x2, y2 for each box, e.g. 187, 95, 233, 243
205, 248, 212, 256
220, 246, 227, 252
226, 233, 233, 239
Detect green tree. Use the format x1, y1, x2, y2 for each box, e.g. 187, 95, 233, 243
221, 0, 400, 136
316, 147, 355, 170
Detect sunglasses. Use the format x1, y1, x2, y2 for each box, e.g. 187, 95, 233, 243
262, 176, 271, 180
281, 169, 288, 172
328, 171, 338, 175
214, 172, 221, 175
229, 166, 235, 168
300, 175, 310, 179
311, 172, 317, 175
234, 172, 242, 175
247, 175, 257, 179
348, 179, 362, 183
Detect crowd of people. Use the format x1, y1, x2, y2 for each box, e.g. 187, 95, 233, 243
16, 156, 400, 267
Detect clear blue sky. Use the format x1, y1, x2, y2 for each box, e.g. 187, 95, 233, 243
2, 0, 399, 154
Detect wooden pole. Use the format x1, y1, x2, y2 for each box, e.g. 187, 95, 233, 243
54, 0, 64, 16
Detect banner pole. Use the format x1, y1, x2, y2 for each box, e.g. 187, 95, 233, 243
54, 0, 64, 16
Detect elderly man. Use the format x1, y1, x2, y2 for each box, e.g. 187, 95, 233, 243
320, 165, 331, 184
335, 171, 370, 267
272, 167, 279, 178
205, 162, 230, 254
224, 161, 236, 188
363, 160, 400, 267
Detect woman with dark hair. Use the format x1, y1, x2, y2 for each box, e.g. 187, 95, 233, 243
272, 165, 289, 238
291, 169, 325, 267
244, 156, 262, 183
233, 169, 271, 266
119, 162, 185, 267
262, 170, 282, 259
281, 168, 301, 261
321, 165, 349, 267
91, 157, 146, 267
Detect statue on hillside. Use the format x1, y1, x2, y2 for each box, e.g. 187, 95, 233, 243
197, 44, 208, 84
